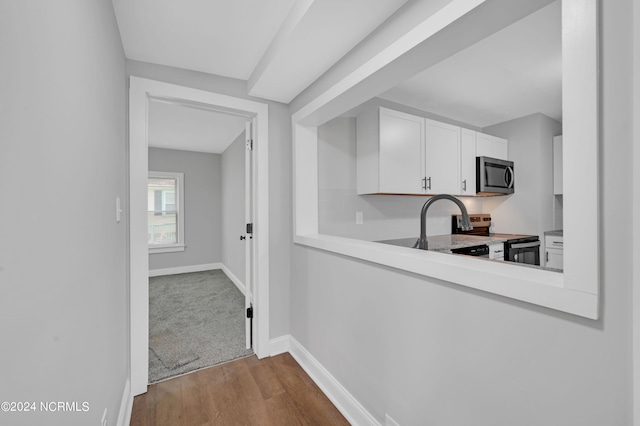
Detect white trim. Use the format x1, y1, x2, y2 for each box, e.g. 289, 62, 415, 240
117, 378, 133, 426
268, 335, 291, 356
633, 0, 640, 424
129, 77, 270, 396
148, 262, 222, 277
148, 244, 186, 254
287, 336, 382, 426
291, 0, 600, 319
220, 264, 245, 295
295, 234, 596, 318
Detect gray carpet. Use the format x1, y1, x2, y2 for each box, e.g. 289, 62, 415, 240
148, 269, 253, 383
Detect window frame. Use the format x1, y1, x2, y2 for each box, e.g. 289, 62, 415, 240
147, 171, 185, 254
291, 0, 600, 319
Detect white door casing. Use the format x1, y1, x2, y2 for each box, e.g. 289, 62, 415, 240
245, 120, 254, 349
129, 77, 269, 396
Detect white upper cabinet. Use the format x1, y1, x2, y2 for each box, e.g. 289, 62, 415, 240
357, 107, 424, 194
459, 129, 477, 196
356, 107, 508, 196
476, 132, 508, 160
553, 135, 563, 195
424, 119, 460, 194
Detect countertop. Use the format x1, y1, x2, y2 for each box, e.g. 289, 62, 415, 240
376, 233, 560, 272
377, 233, 534, 252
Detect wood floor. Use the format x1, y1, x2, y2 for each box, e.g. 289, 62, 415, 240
130, 353, 350, 426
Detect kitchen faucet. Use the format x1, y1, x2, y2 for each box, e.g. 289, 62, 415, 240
415, 194, 473, 250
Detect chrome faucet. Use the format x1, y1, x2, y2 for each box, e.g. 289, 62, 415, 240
416, 194, 472, 250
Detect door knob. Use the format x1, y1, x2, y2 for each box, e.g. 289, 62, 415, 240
240, 235, 246, 240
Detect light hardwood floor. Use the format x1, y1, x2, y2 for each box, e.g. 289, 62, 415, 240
130, 353, 350, 425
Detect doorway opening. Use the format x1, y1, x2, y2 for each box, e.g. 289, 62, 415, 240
145, 109, 254, 382
129, 77, 270, 396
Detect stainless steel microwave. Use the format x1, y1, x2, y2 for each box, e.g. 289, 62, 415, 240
476, 156, 514, 195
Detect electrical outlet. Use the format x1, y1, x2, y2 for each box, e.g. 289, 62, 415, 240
101, 408, 108, 426
356, 211, 363, 225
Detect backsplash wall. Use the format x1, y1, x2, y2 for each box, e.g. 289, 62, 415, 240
318, 116, 483, 241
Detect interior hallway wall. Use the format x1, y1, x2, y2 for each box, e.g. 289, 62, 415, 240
289, 0, 634, 424
221, 131, 246, 285
0, 1, 129, 425
127, 59, 292, 338
148, 147, 222, 271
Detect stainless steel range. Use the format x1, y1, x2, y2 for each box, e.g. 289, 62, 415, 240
451, 214, 541, 266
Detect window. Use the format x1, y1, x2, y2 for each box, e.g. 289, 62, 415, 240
291, 0, 599, 319
148, 171, 185, 253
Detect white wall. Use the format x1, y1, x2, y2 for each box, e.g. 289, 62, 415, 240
127, 60, 292, 337
221, 132, 246, 284
483, 113, 562, 240
318, 116, 483, 241
148, 147, 222, 271
0, 1, 128, 425
290, 0, 634, 424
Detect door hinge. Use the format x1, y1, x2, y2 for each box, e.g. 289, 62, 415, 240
246, 139, 253, 150
246, 307, 253, 319
246, 223, 253, 234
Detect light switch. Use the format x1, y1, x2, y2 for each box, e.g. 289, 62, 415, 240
116, 197, 122, 223
356, 211, 363, 225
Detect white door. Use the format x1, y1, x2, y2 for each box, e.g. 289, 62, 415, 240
546, 249, 564, 270
476, 133, 508, 160
244, 120, 254, 349
425, 119, 460, 194
460, 128, 476, 196
378, 108, 425, 194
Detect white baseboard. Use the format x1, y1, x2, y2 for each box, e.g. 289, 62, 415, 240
148, 263, 222, 277
274, 335, 381, 426
117, 378, 133, 426
269, 335, 291, 356
220, 264, 245, 295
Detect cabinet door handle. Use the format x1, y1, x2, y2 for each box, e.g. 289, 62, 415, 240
426, 176, 431, 190
462, 179, 467, 192
546, 251, 549, 262
422, 177, 426, 190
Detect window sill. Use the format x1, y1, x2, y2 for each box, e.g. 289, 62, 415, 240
149, 244, 185, 254
294, 233, 598, 319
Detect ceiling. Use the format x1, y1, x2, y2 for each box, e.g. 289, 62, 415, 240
114, 0, 561, 152
113, 0, 407, 103
148, 101, 247, 154
113, 0, 407, 153
380, 1, 561, 128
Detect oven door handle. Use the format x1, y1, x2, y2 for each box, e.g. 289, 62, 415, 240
510, 241, 540, 249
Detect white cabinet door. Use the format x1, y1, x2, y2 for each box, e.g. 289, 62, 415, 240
553, 135, 563, 195
459, 129, 476, 196
544, 235, 564, 270
357, 107, 424, 194
378, 108, 425, 194
546, 248, 564, 270
424, 119, 460, 194
476, 132, 508, 160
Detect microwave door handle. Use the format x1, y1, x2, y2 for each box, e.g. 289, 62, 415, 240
505, 166, 514, 188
